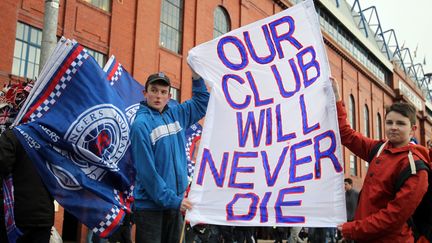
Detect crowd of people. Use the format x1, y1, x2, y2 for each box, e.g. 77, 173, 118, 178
0, 70, 430, 243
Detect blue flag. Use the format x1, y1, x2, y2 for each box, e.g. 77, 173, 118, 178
13, 39, 135, 237
103, 56, 144, 124
185, 123, 202, 181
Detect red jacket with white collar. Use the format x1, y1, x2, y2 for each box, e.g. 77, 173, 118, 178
337, 101, 429, 243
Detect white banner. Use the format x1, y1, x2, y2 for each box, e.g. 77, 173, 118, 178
187, 0, 346, 227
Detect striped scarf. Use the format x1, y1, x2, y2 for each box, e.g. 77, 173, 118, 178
3, 174, 22, 243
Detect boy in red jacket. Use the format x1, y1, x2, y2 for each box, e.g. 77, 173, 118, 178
331, 77, 429, 243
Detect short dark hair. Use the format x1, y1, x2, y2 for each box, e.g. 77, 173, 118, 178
385, 102, 416, 125
344, 178, 353, 185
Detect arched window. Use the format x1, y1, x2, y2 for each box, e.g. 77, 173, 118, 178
364, 104, 370, 137
376, 112, 382, 139
160, 0, 184, 53
349, 95, 356, 129
348, 95, 358, 176
213, 6, 231, 38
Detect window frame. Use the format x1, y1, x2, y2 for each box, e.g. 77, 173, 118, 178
213, 6, 231, 39
376, 112, 382, 139
170, 87, 180, 102
12, 22, 42, 80
159, 0, 184, 54
364, 104, 370, 137
349, 95, 356, 130
349, 154, 357, 176
81, 0, 111, 12
85, 47, 107, 68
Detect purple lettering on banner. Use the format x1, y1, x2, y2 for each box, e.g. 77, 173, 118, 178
271, 59, 301, 98
268, 16, 303, 59
196, 148, 229, 187
237, 110, 265, 147
243, 25, 276, 64
313, 130, 342, 179
265, 107, 272, 146
297, 46, 320, 88
289, 139, 313, 183
300, 94, 320, 134
275, 186, 305, 223
217, 36, 249, 70
226, 193, 259, 221
246, 71, 274, 107
261, 146, 289, 186
228, 151, 257, 189
276, 104, 297, 142
260, 192, 272, 223
222, 74, 251, 109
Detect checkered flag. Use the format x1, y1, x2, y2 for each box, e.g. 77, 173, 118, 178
185, 123, 202, 181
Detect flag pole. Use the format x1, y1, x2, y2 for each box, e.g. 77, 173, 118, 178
179, 215, 187, 243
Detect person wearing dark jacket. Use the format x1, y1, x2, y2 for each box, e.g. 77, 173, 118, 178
344, 178, 359, 222
0, 129, 54, 242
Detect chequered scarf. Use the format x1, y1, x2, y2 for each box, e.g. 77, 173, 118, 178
3, 176, 23, 242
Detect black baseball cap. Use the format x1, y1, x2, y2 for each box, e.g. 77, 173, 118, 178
146, 72, 171, 88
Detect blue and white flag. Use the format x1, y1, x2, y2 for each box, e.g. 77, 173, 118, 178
185, 123, 202, 181
103, 56, 144, 124
12, 38, 136, 237
103, 56, 179, 120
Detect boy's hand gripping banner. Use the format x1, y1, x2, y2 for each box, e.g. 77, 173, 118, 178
187, 0, 346, 227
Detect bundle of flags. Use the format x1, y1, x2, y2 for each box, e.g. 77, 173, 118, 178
7, 37, 205, 239
11, 38, 141, 237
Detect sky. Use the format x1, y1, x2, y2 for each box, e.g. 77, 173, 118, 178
358, 0, 432, 75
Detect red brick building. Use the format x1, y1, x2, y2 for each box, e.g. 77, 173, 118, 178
0, 0, 431, 241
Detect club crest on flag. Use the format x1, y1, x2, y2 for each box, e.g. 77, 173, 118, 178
66, 104, 130, 174
125, 103, 140, 124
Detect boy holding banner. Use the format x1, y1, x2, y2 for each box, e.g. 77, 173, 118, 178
130, 70, 209, 243
331, 77, 429, 242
